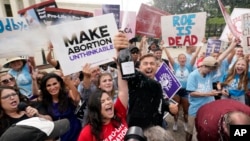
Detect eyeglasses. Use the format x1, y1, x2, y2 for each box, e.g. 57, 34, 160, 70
1, 93, 18, 100
1, 78, 15, 84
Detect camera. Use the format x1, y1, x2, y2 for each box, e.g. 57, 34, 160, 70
124, 126, 147, 141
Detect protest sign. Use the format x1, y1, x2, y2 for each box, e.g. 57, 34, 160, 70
136, 3, 170, 38
102, 5, 120, 28
0, 17, 29, 38
94, 9, 136, 40
120, 11, 136, 40
0, 17, 35, 58
217, 0, 239, 38
220, 8, 250, 42
205, 39, 224, 56
155, 63, 181, 99
18, 0, 57, 27
161, 12, 206, 47
47, 14, 118, 75
242, 13, 250, 54
45, 7, 93, 25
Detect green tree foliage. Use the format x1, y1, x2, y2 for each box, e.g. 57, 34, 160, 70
153, 0, 250, 17
153, 0, 250, 27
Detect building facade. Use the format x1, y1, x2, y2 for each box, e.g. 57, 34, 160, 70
0, 0, 101, 17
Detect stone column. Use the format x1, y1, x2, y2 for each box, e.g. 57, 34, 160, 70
0, 0, 6, 17
9, 0, 19, 17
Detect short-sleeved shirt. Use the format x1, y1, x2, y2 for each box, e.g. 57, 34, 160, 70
220, 73, 245, 97
212, 59, 229, 82
77, 98, 128, 141
173, 62, 193, 88
186, 69, 215, 116
9, 63, 32, 98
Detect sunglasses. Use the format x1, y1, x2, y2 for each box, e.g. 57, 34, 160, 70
1, 92, 18, 100
1, 77, 15, 84
131, 50, 139, 54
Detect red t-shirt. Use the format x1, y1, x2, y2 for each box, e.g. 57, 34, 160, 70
78, 98, 128, 141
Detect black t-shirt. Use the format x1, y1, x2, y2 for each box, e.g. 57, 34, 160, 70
127, 70, 168, 129
0, 114, 29, 136
0, 101, 48, 136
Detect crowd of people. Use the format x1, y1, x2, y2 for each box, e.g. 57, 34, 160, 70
0, 29, 250, 141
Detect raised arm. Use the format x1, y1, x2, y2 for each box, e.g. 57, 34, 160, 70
113, 32, 129, 108
46, 43, 59, 67
81, 64, 92, 89
64, 75, 80, 104
217, 38, 240, 64
190, 45, 202, 66
139, 36, 148, 56
162, 47, 175, 67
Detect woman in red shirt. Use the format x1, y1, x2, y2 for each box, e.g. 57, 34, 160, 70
78, 33, 129, 141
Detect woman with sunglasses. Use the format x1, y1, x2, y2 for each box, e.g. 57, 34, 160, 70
0, 73, 40, 101
0, 73, 15, 87
0, 86, 51, 136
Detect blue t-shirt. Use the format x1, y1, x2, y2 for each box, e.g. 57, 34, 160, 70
212, 59, 229, 82
173, 62, 193, 88
221, 73, 245, 97
186, 69, 215, 116
8, 63, 32, 98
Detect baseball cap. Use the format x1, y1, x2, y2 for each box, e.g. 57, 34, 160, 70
129, 46, 139, 53
202, 56, 218, 68
0, 117, 69, 141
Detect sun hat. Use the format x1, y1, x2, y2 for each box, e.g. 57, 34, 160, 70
0, 117, 70, 141
3, 56, 27, 68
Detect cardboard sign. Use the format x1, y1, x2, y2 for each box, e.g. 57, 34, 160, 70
136, 4, 170, 38
242, 13, 250, 54
45, 7, 93, 25
47, 14, 118, 75
155, 63, 181, 99
18, 0, 57, 27
220, 8, 250, 42
161, 12, 206, 47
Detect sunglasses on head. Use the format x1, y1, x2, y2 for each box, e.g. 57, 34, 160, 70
1, 77, 15, 84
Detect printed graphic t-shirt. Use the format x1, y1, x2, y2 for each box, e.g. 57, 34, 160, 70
77, 98, 128, 141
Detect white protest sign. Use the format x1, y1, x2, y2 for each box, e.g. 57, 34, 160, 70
47, 13, 118, 75
120, 11, 136, 40
0, 17, 38, 58
161, 12, 206, 47
242, 13, 250, 54
0, 17, 29, 38
220, 8, 250, 42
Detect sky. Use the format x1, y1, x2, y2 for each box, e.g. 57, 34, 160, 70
56, 0, 152, 13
